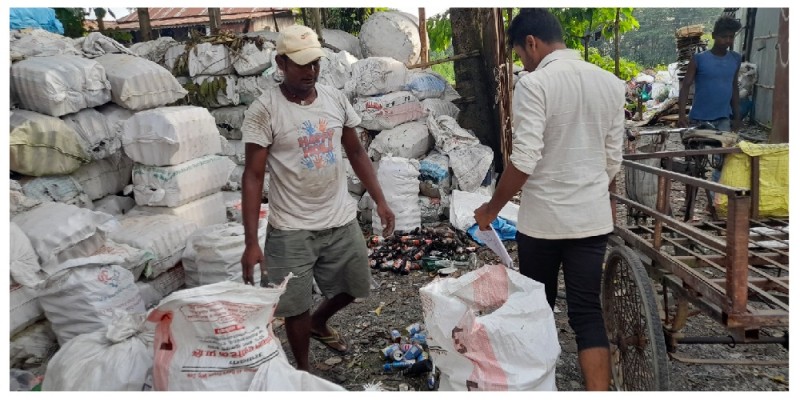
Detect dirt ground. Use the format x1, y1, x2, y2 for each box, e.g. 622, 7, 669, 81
271, 124, 789, 391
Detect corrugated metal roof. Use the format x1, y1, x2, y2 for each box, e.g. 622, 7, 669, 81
115, 8, 291, 31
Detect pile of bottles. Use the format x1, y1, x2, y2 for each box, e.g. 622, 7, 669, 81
367, 226, 477, 274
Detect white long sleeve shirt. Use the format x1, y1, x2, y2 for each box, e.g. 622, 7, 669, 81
510, 49, 625, 239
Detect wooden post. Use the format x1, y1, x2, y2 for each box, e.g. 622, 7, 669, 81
311, 8, 323, 42
137, 8, 152, 42
614, 8, 621, 78
208, 8, 222, 35
301, 8, 308, 26
272, 9, 280, 32
726, 195, 751, 317
418, 8, 429, 64
770, 8, 788, 144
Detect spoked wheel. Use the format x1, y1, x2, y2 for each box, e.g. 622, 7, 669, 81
602, 246, 670, 391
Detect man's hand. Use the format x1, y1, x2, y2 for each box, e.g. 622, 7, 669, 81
677, 114, 689, 128
376, 202, 396, 237
474, 202, 498, 231
241, 243, 264, 285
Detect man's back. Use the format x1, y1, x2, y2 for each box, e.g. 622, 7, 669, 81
512, 49, 625, 239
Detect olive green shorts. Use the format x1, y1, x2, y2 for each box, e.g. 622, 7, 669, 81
263, 218, 370, 318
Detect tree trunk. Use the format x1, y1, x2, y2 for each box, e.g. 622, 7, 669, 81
208, 8, 222, 35
770, 8, 789, 143
614, 8, 621, 77
451, 8, 502, 170
137, 8, 152, 42
301, 8, 308, 26
311, 9, 323, 41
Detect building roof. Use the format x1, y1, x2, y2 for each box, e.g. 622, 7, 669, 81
115, 8, 292, 30
84, 19, 119, 31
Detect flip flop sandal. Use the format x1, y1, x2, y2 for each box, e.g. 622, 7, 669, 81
311, 326, 350, 355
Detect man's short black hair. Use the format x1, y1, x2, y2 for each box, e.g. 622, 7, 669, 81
713, 15, 742, 35
507, 8, 565, 48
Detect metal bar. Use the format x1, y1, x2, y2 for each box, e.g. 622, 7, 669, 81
612, 195, 728, 253
726, 195, 751, 316
670, 352, 788, 366
750, 156, 760, 219
765, 218, 790, 227
709, 276, 789, 292
726, 310, 789, 327
653, 174, 668, 249
623, 147, 742, 161
406, 50, 481, 70
621, 160, 749, 196
701, 221, 790, 267
674, 254, 789, 269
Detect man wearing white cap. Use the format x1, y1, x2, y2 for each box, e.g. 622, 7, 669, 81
240, 25, 396, 371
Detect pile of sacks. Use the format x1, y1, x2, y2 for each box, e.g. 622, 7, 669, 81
7, 29, 301, 389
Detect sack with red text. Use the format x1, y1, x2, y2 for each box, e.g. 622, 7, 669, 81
420, 264, 560, 391
148, 276, 291, 391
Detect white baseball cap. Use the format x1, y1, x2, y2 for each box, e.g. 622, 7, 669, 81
276, 25, 326, 65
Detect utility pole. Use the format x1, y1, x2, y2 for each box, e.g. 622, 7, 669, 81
418, 8, 428, 64
208, 8, 222, 35
137, 8, 152, 42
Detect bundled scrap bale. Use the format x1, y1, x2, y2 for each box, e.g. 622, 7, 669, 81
136, 264, 186, 309
70, 151, 135, 201
164, 43, 188, 75
61, 108, 121, 160
419, 150, 452, 198
11, 202, 119, 272
122, 105, 222, 166
86, 240, 155, 281
10, 110, 91, 176
427, 114, 494, 193
21, 176, 93, 209
95, 53, 188, 111
368, 120, 432, 161
10, 54, 111, 117
372, 157, 422, 235
211, 106, 247, 140
10, 180, 42, 216
319, 48, 358, 90
75, 32, 134, 58
93, 195, 136, 217
9, 28, 81, 61
354, 91, 427, 131
109, 214, 198, 279
10, 222, 47, 335
10, 321, 58, 370
359, 11, 426, 66
188, 42, 235, 77
130, 36, 178, 64
322, 28, 363, 58
131, 155, 235, 207
131, 191, 228, 229
188, 75, 240, 108
235, 75, 270, 105
220, 138, 246, 165
181, 222, 267, 288
231, 41, 273, 76
405, 71, 448, 100
351, 57, 408, 96
96, 103, 135, 137
41, 311, 154, 391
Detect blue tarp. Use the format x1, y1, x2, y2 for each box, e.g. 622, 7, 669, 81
10, 8, 64, 34
467, 217, 518, 245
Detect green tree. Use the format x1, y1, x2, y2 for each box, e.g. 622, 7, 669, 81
53, 8, 86, 38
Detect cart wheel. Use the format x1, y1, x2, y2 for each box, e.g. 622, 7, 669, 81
602, 246, 670, 391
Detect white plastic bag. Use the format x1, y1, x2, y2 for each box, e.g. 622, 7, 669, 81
420, 264, 560, 391
42, 311, 154, 391
95, 53, 188, 111
367, 120, 432, 161
109, 213, 198, 279
372, 157, 421, 235
132, 155, 235, 207
248, 356, 346, 391
351, 57, 408, 96
182, 221, 267, 288
148, 278, 291, 391
354, 91, 427, 131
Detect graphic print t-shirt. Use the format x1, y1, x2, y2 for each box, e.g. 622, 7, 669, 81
241, 84, 362, 230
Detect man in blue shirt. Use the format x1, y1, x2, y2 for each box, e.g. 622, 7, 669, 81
678, 16, 743, 132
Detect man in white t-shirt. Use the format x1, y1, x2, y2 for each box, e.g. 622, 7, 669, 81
474, 9, 624, 390
240, 25, 395, 372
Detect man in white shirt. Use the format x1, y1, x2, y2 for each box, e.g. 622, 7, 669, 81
240, 25, 395, 372
474, 9, 624, 390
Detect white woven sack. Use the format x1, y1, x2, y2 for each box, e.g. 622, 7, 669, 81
354, 91, 427, 131
422, 98, 460, 120
71, 151, 134, 201
321, 28, 362, 58
10, 54, 111, 117
132, 155, 235, 207
11, 202, 119, 273
351, 57, 408, 96
130, 36, 177, 63
97, 103, 135, 138
211, 106, 247, 140
235, 75, 269, 106
372, 157, 421, 235
122, 105, 222, 166
131, 191, 227, 230
89, 239, 156, 281
232, 41, 272, 76
427, 114, 480, 153
96, 53, 188, 111
10, 110, 90, 177
10, 222, 46, 287
405, 71, 448, 100
93, 195, 136, 216
61, 107, 121, 160
359, 12, 424, 66
147, 278, 290, 391
10, 321, 57, 368
136, 264, 186, 309
319, 49, 358, 90
448, 144, 494, 193
248, 356, 346, 391
36, 260, 145, 345
164, 44, 187, 74
189, 42, 234, 76
220, 139, 246, 165
109, 214, 198, 279
182, 221, 267, 288
42, 311, 154, 391
10, 283, 44, 336
22, 175, 93, 210
9, 28, 80, 60
420, 264, 560, 391
367, 120, 432, 161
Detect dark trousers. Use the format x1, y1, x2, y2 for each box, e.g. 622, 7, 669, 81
517, 232, 610, 351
